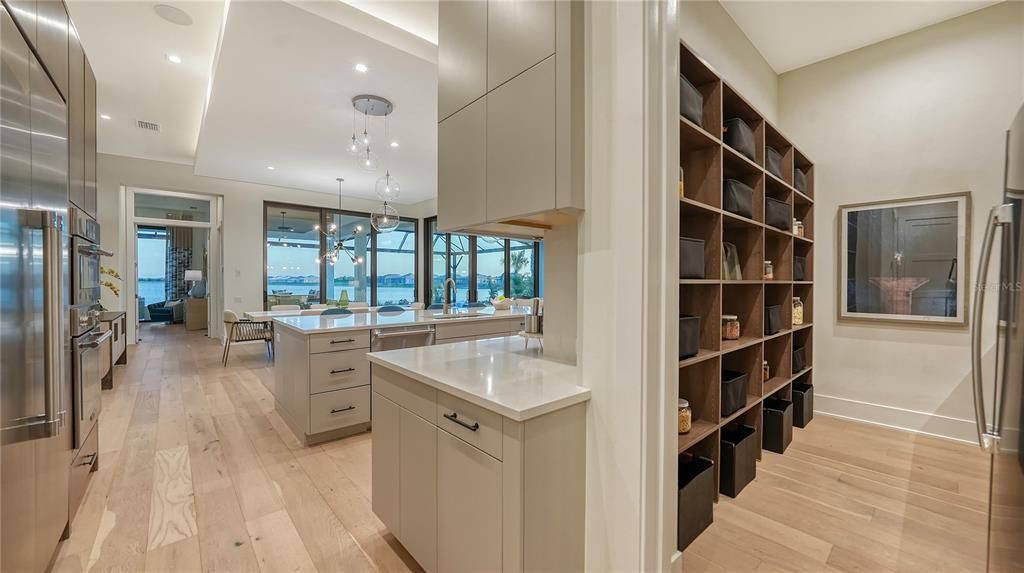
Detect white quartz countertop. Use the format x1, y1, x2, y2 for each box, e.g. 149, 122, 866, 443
366, 337, 589, 421
271, 308, 529, 335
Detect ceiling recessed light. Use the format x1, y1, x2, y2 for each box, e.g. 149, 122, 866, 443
100, 114, 111, 120
154, 4, 193, 26
390, 141, 399, 148
266, 166, 276, 170
354, 63, 368, 73
166, 54, 182, 64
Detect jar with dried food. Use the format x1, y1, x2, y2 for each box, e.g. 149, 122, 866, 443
763, 260, 774, 280
722, 314, 741, 340
793, 297, 804, 326
678, 399, 692, 434
763, 360, 770, 382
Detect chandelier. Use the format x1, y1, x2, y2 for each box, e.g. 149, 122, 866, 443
314, 178, 365, 266
347, 95, 402, 232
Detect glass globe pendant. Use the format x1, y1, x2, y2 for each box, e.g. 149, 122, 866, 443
346, 134, 362, 156
375, 171, 401, 202
361, 148, 378, 171
370, 202, 400, 233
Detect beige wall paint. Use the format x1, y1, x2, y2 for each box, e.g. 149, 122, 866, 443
679, 0, 778, 123
778, 2, 1024, 441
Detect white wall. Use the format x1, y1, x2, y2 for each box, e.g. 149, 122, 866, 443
778, 2, 1024, 442
678, 0, 778, 123
97, 153, 435, 326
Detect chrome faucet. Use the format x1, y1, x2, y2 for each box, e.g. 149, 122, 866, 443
443, 277, 457, 314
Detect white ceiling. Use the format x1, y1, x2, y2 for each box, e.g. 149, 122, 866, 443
721, 0, 1002, 73
67, 0, 225, 165
193, 0, 437, 204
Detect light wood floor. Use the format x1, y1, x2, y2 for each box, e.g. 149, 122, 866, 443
52, 324, 990, 573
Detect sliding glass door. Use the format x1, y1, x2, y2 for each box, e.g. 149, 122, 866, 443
265, 206, 323, 307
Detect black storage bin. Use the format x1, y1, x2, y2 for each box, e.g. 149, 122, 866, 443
793, 382, 814, 428
680, 237, 705, 279
723, 118, 756, 162
680, 75, 703, 126
765, 196, 791, 231
679, 315, 700, 360
723, 179, 754, 219
721, 369, 748, 417
720, 424, 757, 498
794, 168, 807, 193
794, 256, 807, 281
762, 398, 793, 454
793, 346, 806, 373
766, 147, 784, 179
764, 304, 782, 335
677, 455, 715, 551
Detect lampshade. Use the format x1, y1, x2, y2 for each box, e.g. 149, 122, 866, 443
184, 270, 203, 282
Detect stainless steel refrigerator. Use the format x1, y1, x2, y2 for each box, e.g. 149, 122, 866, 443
972, 102, 1024, 573
1, 5, 72, 571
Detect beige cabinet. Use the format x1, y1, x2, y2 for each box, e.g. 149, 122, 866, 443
437, 97, 487, 232
438, 0, 487, 121
437, 428, 502, 573
400, 409, 437, 572
486, 56, 556, 222
371, 392, 401, 535
487, 0, 554, 91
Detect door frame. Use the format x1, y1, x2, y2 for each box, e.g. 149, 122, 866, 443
124, 186, 224, 343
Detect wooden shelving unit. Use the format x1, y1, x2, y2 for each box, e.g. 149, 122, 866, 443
675, 41, 815, 540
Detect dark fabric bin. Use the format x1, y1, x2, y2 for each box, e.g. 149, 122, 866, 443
680, 75, 703, 126
723, 179, 754, 219
795, 168, 808, 193
680, 237, 705, 279
723, 118, 756, 162
793, 346, 807, 373
764, 304, 782, 335
766, 147, 784, 179
794, 256, 807, 281
763, 398, 793, 454
720, 424, 757, 498
765, 196, 791, 231
721, 369, 748, 417
679, 315, 700, 360
793, 382, 814, 428
677, 455, 715, 551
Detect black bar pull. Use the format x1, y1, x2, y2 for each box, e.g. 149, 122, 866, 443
443, 412, 480, 432
330, 338, 356, 344
330, 405, 356, 414
330, 367, 356, 374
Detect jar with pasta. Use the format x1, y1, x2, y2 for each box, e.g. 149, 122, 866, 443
793, 297, 804, 326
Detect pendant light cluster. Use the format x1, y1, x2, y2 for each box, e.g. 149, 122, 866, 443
347, 95, 401, 233
315, 178, 366, 266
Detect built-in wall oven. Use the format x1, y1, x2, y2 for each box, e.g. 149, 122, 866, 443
69, 207, 111, 448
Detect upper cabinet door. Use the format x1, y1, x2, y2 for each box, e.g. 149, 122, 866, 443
438, 0, 486, 122
486, 56, 555, 222
68, 23, 85, 212
34, 0, 67, 100
487, 0, 554, 91
6, 0, 37, 45
437, 97, 487, 232
83, 58, 97, 217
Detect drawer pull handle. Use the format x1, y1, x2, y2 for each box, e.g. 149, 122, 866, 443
330, 367, 356, 375
78, 453, 96, 467
330, 338, 356, 344
443, 412, 479, 432
330, 405, 356, 414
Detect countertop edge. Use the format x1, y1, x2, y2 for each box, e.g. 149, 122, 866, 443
273, 312, 525, 335
366, 353, 591, 422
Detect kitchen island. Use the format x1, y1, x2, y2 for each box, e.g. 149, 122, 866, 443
270, 308, 527, 445
367, 337, 589, 572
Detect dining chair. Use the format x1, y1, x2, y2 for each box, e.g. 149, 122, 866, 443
271, 304, 301, 311
308, 303, 328, 309
222, 310, 273, 366
278, 295, 301, 306
408, 302, 425, 310
321, 308, 353, 316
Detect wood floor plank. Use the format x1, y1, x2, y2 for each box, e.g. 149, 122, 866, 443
245, 510, 319, 573
144, 535, 202, 573
147, 445, 198, 550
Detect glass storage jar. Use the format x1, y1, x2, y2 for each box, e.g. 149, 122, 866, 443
793, 219, 804, 238
678, 399, 692, 434
722, 314, 741, 340
763, 260, 774, 280
763, 360, 770, 382
793, 297, 804, 326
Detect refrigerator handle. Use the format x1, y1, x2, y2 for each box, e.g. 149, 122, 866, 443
971, 203, 1013, 453
41, 212, 63, 436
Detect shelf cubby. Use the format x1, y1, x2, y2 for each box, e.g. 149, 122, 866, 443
794, 147, 815, 199
722, 220, 763, 281
722, 83, 765, 167
680, 428, 720, 502
722, 284, 762, 346
681, 206, 721, 281
679, 356, 721, 452
793, 326, 813, 377
794, 193, 814, 241
764, 122, 794, 185
765, 233, 793, 282
794, 239, 814, 282
764, 283, 794, 334
720, 343, 762, 421
793, 283, 813, 327
680, 284, 722, 354
680, 136, 722, 209
679, 44, 723, 139
722, 149, 764, 223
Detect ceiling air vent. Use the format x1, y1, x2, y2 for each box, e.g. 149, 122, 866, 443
136, 120, 161, 132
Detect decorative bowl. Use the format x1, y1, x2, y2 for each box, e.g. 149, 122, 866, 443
491, 298, 513, 310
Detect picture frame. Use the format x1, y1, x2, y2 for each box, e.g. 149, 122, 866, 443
838, 192, 971, 326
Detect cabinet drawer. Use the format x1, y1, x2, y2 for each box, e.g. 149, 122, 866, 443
310, 386, 370, 434
309, 348, 369, 394
372, 365, 437, 422
309, 330, 370, 354
435, 319, 519, 341
436, 391, 503, 460
69, 422, 98, 521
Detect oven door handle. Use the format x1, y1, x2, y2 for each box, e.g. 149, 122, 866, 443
76, 244, 113, 257
79, 330, 113, 349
